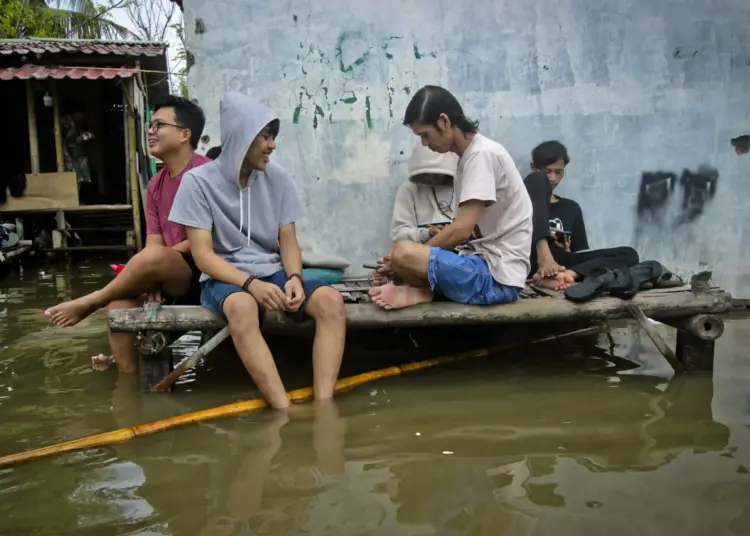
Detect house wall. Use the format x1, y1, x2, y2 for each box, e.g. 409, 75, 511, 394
181, 0, 750, 296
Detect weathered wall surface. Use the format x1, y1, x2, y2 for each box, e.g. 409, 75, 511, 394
182, 0, 750, 296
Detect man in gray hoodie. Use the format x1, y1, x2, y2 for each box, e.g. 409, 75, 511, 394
169, 92, 346, 409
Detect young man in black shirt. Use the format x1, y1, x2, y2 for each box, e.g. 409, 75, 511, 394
525, 141, 638, 290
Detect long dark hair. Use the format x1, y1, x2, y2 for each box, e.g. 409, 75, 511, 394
403, 85, 478, 133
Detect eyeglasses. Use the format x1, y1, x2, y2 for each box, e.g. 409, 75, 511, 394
147, 120, 187, 132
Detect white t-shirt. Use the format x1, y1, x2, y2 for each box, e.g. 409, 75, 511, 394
454, 134, 533, 288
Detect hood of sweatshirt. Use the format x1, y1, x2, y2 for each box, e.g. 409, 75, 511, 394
217, 91, 279, 189
215, 91, 279, 245
408, 141, 459, 186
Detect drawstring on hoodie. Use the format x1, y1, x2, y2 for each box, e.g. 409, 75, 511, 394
238, 186, 251, 246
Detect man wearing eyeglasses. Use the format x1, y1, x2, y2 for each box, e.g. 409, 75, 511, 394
45, 96, 211, 373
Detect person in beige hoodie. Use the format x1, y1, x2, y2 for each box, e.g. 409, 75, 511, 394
390, 140, 459, 244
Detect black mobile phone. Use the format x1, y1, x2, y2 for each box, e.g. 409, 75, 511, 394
417, 221, 451, 228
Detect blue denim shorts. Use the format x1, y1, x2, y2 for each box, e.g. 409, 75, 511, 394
201, 270, 329, 323
427, 247, 520, 305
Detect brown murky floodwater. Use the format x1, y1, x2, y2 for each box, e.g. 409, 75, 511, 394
1, 259, 749, 536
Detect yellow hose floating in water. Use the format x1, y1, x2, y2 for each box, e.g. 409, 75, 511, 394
0, 324, 602, 468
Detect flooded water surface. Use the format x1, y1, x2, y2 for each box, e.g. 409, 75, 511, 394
1, 260, 749, 535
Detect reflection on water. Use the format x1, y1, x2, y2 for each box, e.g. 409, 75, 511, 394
0, 259, 749, 535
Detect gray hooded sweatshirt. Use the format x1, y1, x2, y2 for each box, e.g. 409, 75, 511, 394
168, 92, 304, 282
390, 141, 458, 244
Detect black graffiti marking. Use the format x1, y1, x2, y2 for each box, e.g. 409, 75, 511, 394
637, 171, 677, 216
678, 166, 718, 223
637, 165, 719, 225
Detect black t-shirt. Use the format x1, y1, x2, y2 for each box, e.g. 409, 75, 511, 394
549, 196, 589, 252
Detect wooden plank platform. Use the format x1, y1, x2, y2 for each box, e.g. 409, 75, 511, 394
109, 286, 732, 333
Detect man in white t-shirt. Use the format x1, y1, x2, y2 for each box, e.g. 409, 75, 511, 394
370, 85, 533, 310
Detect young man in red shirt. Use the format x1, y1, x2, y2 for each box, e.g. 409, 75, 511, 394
45, 96, 210, 372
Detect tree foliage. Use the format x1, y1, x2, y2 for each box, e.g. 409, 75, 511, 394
169, 17, 188, 97
0, 0, 131, 40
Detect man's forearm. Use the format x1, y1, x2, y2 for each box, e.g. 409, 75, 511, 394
172, 240, 190, 253
425, 224, 471, 250
145, 234, 165, 248
280, 243, 303, 275
193, 250, 250, 288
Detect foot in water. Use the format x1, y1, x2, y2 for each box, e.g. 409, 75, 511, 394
368, 283, 433, 310
45, 296, 99, 327
91, 354, 115, 371
538, 270, 577, 291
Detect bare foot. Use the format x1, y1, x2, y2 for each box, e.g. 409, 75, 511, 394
368, 283, 433, 310
538, 270, 577, 291
45, 296, 100, 327
91, 354, 115, 371
534, 258, 565, 280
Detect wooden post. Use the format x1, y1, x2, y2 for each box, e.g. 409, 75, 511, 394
125, 80, 143, 251
52, 82, 64, 172
136, 330, 174, 392
670, 271, 719, 372
660, 314, 724, 341
627, 303, 686, 375
52, 210, 68, 250
25, 81, 40, 174
675, 332, 715, 372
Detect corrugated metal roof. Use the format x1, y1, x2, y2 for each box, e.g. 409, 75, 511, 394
0, 39, 166, 57
0, 64, 139, 81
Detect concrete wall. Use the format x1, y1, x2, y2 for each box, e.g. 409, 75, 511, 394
181, 0, 750, 296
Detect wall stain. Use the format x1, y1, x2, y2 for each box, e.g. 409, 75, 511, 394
336, 31, 371, 73
387, 82, 395, 118
365, 96, 373, 129
381, 36, 403, 60
413, 44, 437, 59
731, 135, 749, 155
287, 31, 436, 127
340, 93, 358, 104
292, 91, 304, 124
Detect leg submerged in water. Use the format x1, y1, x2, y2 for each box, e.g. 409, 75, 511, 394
304, 286, 346, 400
223, 291, 291, 409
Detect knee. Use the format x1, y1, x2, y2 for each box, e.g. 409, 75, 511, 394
390, 241, 418, 270
106, 298, 141, 327
128, 245, 170, 275
524, 172, 551, 195
107, 298, 141, 313
223, 292, 260, 330
309, 287, 346, 323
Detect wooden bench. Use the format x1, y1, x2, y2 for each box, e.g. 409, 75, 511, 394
108, 275, 732, 392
